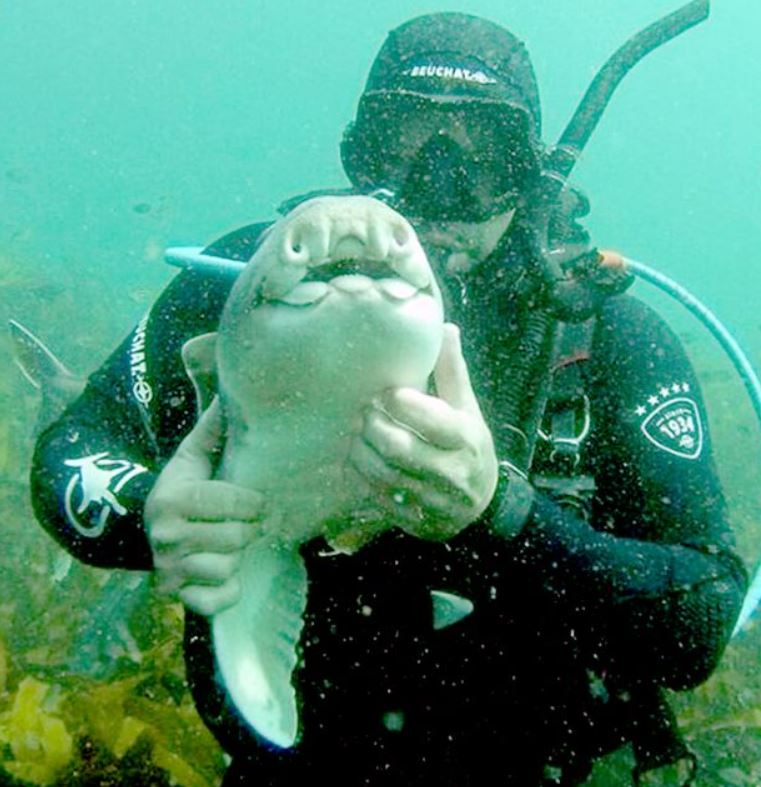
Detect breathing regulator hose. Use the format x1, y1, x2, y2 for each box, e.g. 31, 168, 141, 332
507, 0, 712, 472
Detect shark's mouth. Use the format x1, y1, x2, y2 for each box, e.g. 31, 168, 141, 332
264, 253, 435, 308
301, 258, 396, 283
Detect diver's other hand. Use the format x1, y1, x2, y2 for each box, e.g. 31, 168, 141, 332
144, 398, 264, 617
350, 323, 498, 540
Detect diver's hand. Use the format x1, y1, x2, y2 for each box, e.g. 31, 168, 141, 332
144, 398, 264, 616
350, 323, 498, 540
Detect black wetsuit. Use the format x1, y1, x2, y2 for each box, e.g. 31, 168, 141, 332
31, 221, 746, 786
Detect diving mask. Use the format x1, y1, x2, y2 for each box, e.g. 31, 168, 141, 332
343, 92, 539, 222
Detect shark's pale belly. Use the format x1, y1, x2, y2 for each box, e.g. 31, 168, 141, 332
201, 196, 444, 748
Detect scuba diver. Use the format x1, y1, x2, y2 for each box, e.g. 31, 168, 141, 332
29, 10, 745, 787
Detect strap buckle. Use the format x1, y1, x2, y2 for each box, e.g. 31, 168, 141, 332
538, 393, 591, 468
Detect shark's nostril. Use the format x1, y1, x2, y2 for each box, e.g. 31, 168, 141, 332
283, 228, 311, 265
367, 222, 391, 262
392, 225, 409, 248
284, 244, 308, 265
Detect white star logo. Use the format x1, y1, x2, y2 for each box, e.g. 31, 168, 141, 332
682, 382, 690, 392
659, 387, 671, 398
671, 383, 681, 394
635, 405, 646, 416
647, 395, 659, 406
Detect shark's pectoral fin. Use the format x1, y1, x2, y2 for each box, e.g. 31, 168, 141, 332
212, 544, 307, 748
181, 332, 219, 413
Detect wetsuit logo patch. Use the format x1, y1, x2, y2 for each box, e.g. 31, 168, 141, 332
635, 383, 703, 460
64, 452, 147, 537
129, 314, 153, 406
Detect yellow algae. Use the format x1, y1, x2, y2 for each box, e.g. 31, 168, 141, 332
0, 676, 73, 784
39, 715, 72, 767
3, 677, 48, 748
112, 715, 148, 759
74, 677, 140, 751
153, 743, 210, 787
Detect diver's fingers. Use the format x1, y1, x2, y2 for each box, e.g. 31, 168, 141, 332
160, 398, 224, 484
150, 520, 255, 559
433, 324, 481, 414
179, 577, 242, 617
178, 552, 242, 586
148, 479, 264, 526
350, 432, 461, 499
377, 388, 465, 449
349, 436, 421, 488
359, 409, 415, 471
180, 480, 265, 522
348, 439, 474, 537
153, 549, 241, 595
361, 407, 469, 481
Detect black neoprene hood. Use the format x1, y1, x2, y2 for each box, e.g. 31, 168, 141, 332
368, 13, 540, 133
342, 13, 543, 190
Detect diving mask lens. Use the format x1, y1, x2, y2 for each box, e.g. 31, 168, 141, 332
352, 93, 537, 221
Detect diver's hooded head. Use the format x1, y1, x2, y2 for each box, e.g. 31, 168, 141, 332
342, 13, 543, 223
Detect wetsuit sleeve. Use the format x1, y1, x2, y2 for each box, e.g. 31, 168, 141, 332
30, 269, 233, 571
29, 218, 270, 571
486, 296, 746, 689
30, 320, 162, 570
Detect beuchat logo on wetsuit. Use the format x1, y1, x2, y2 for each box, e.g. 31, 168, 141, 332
63, 452, 147, 537
129, 314, 153, 406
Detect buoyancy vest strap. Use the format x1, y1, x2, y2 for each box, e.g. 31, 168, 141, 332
532, 316, 597, 518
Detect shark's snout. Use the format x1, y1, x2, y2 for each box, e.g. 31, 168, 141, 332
261, 197, 433, 303
331, 234, 367, 260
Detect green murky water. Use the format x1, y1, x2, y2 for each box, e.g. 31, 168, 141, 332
0, 1, 759, 783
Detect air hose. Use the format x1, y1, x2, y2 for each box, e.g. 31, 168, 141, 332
624, 258, 761, 636
491, 307, 558, 472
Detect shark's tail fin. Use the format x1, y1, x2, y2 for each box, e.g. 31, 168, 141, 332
9, 319, 76, 389
212, 544, 307, 749
9, 319, 85, 429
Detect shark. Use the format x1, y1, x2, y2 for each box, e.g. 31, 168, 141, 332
181, 195, 445, 749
